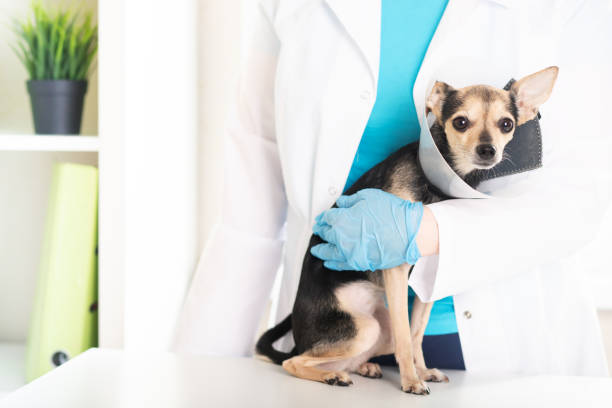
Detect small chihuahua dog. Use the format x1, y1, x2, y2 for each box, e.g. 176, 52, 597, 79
256, 67, 558, 395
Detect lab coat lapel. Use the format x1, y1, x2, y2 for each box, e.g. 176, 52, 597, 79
324, 0, 381, 86
308, 0, 381, 221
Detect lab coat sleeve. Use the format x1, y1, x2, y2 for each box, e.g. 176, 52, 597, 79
409, 2, 612, 302
174, 2, 287, 356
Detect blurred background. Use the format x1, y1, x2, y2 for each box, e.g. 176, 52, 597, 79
0, 0, 610, 398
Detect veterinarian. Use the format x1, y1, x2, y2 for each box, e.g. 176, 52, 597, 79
175, 0, 611, 376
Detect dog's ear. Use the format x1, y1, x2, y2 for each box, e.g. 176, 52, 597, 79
426, 81, 453, 123
511, 66, 559, 125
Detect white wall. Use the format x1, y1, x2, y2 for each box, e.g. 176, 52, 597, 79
0, 0, 98, 342
122, 0, 199, 351
98, 0, 199, 351
197, 0, 243, 250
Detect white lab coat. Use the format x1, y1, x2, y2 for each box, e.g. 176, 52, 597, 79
175, 0, 612, 376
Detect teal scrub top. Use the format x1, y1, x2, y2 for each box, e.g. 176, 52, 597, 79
343, 0, 456, 336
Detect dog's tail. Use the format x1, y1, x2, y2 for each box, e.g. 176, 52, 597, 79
255, 314, 296, 365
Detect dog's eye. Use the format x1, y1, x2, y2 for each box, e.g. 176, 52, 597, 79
499, 118, 514, 133
452, 116, 469, 131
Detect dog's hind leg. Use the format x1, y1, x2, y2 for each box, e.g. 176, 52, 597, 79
282, 355, 354, 386
410, 298, 449, 383
383, 264, 430, 395
282, 315, 381, 386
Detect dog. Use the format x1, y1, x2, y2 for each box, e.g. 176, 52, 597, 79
256, 67, 558, 395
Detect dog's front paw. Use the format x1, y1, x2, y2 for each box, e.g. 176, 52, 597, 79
322, 371, 353, 386
417, 367, 449, 383
357, 362, 383, 378
401, 378, 430, 395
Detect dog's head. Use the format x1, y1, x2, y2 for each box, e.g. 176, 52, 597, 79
426, 66, 558, 177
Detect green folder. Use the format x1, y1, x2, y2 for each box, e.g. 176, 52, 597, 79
25, 162, 98, 382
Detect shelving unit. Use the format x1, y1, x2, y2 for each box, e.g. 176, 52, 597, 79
2, 0, 200, 396
0, 0, 99, 398
0, 141, 98, 399
0, 144, 98, 398
0, 135, 99, 152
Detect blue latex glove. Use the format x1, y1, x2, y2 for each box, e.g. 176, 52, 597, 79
311, 188, 423, 271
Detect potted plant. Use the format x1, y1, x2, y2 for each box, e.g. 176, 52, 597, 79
11, 1, 98, 135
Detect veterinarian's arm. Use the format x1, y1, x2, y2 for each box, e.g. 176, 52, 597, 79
408, 2, 612, 302
174, 2, 287, 355
415, 207, 439, 257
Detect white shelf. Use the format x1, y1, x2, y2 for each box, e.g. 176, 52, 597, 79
0, 342, 26, 398
0, 135, 99, 152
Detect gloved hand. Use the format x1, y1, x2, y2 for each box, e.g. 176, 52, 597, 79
311, 188, 423, 271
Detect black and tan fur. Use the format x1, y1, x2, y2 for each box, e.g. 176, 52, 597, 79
256, 67, 558, 394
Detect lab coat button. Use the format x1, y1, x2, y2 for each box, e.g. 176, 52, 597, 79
464, 310, 472, 319
328, 186, 338, 196
360, 90, 371, 100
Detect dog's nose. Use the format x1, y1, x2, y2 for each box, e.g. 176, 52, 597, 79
476, 144, 496, 160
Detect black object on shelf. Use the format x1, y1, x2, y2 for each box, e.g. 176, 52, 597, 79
27, 80, 88, 135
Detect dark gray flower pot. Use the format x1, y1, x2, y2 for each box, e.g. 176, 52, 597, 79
27, 80, 88, 135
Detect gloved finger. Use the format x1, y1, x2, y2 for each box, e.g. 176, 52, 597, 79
310, 243, 346, 263
316, 208, 343, 226
312, 224, 336, 243
335, 192, 365, 208
315, 211, 325, 224
323, 260, 353, 271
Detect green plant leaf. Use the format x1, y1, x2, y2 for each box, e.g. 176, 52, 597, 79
11, 43, 35, 78
10, 1, 97, 80
53, 24, 66, 79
